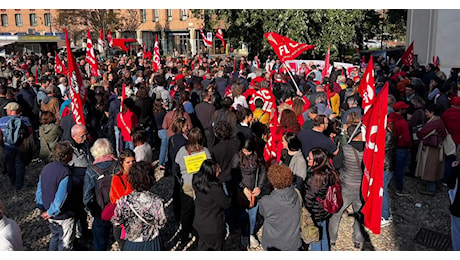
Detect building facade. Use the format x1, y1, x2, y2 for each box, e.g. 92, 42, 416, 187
0, 9, 227, 57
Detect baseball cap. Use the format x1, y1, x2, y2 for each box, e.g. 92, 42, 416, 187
393, 101, 409, 110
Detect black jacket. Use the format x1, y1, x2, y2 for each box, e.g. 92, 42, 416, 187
193, 182, 231, 234
303, 170, 337, 222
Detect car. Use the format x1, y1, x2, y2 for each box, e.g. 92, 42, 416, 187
364, 40, 381, 49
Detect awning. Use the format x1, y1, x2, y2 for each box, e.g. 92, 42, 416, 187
0, 41, 16, 47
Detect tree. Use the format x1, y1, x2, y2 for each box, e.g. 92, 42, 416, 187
53, 9, 127, 45
191, 9, 405, 62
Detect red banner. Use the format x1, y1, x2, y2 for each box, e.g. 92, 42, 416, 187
120, 83, 126, 113
361, 82, 389, 235
85, 29, 99, 77
401, 41, 414, 66
215, 28, 225, 48
153, 34, 161, 72
107, 30, 113, 48
98, 28, 105, 49
142, 43, 152, 60
54, 51, 67, 75
358, 56, 375, 115
264, 32, 315, 62
65, 28, 86, 126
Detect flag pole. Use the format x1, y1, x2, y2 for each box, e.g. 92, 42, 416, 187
283, 62, 301, 93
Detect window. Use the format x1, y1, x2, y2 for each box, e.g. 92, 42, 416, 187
141, 9, 146, 23
180, 9, 187, 21
153, 9, 159, 22
29, 13, 37, 26
167, 9, 172, 22
1, 14, 7, 27
44, 13, 51, 27
15, 14, 22, 27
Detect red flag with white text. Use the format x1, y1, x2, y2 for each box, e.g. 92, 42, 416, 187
361, 82, 389, 235
215, 28, 225, 48
54, 51, 67, 75
153, 34, 161, 72
358, 56, 375, 115
401, 41, 414, 66
65, 28, 86, 126
85, 29, 99, 77
200, 28, 212, 47
98, 28, 105, 49
107, 30, 113, 47
264, 32, 315, 62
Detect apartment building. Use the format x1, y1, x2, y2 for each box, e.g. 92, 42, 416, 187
0, 9, 227, 56
0, 9, 63, 54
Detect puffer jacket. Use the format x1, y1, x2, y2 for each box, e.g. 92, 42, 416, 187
303, 170, 337, 222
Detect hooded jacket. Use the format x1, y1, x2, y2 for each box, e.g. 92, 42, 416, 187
388, 112, 412, 148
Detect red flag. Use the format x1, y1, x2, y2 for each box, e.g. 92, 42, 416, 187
361, 82, 389, 235
54, 51, 67, 75
358, 56, 375, 115
321, 44, 331, 84
264, 32, 315, 62
215, 28, 225, 48
198, 54, 202, 66
98, 28, 105, 49
85, 29, 99, 77
239, 61, 244, 77
120, 83, 126, 113
111, 38, 137, 52
401, 41, 414, 66
142, 43, 151, 60
200, 28, 212, 47
34, 66, 38, 84
107, 30, 113, 47
65, 28, 86, 126
152, 34, 161, 72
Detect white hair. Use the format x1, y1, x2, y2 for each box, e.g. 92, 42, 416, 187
90, 138, 114, 160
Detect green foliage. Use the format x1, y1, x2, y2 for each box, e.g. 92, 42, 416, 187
192, 9, 406, 62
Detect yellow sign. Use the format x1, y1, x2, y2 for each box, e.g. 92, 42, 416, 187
19, 35, 60, 42
184, 151, 207, 174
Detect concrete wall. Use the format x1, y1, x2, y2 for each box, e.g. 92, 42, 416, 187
407, 9, 460, 75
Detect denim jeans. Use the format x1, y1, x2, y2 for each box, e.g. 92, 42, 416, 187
452, 215, 460, 251
5, 147, 25, 190
328, 187, 364, 245
157, 129, 168, 166
92, 217, 112, 251
48, 217, 75, 251
122, 141, 135, 151
382, 171, 394, 219
394, 148, 409, 191
114, 126, 121, 157
239, 203, 259, 237
310, 220, 329, 251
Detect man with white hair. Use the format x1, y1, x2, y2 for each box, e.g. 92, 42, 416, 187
0, 199, 23, 250
83, 138, 119, 251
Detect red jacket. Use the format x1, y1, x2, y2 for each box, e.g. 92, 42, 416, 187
388, 112, 412, 148
117, 109, 138, 142
442, 107, 460, 144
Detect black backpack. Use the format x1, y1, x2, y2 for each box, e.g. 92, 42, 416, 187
90, 160, 119, 210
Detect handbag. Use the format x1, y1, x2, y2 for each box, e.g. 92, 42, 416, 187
422, 129, 439, 147
294, 188, 320, 244
443, 132, 456, 156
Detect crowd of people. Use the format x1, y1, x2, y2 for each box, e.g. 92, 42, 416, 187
0, 48, 459, 251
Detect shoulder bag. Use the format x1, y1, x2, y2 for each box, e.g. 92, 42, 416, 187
294, 188, 319, 244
